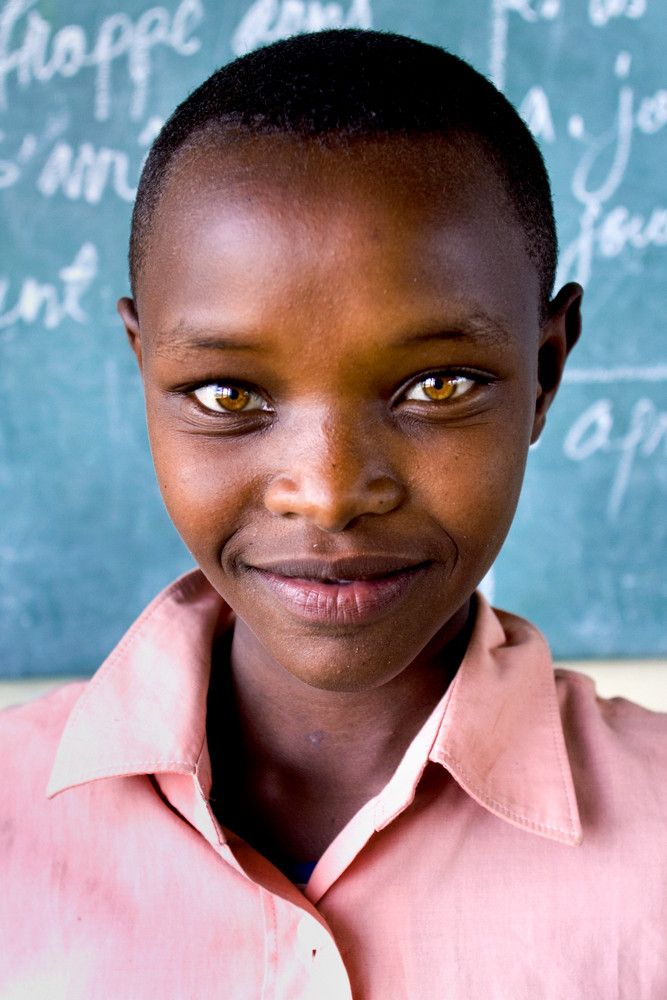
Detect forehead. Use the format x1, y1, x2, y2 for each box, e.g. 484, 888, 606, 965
138, 134, 540, 344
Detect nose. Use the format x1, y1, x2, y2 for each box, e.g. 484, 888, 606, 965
264, 411, 405, 532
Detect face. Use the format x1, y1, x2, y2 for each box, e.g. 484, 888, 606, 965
119, 135, 581, 693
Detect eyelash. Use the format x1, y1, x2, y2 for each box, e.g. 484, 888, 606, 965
186, 369, 489, 419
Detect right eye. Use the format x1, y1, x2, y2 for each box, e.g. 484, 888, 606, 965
192, 383, 270, 414
401, 372, 477, 404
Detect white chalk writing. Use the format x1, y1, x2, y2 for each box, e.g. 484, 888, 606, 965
636, 88, 667, 134
0, 243, 97, 330
231, 0, 372, 57
519, 85, 555, 142
0, 0, 203, 121
37, 141, 136, 203
489, 0, 559, 91
556, 51, 667, 286
564, 397, 667, 519
589, 0, 646, 27
564, 365, 667, 385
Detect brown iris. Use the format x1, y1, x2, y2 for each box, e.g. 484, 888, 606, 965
422, 375, 457, 401
215, 385, 251, 411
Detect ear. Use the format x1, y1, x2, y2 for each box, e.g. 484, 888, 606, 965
531, 282, 583, 444
117, 296, 143, 371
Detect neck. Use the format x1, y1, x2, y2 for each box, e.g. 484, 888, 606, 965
207, 599, 473, 863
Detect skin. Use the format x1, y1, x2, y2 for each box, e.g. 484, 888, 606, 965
118, 134, 582, 865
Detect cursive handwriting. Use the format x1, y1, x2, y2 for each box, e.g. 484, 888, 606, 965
563, 396, 667, 520
489, 0, 559, 91
0, 0, 203, 121
0, 243, 98, 330
231, 0, 372, 57
556, 52, 667, 286
37, 141, 137, 203
588, 0, 646, 27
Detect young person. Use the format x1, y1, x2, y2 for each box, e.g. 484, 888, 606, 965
2, 30, 666, 999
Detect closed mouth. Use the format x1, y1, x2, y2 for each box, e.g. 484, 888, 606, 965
248, 557, 431, 626
249, 555, 430, 582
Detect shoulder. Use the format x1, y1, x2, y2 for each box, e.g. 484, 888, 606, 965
554, 667, 667, 826
1, 683, 87, 880
1, 682, 85, 784
554, 666, 667, 745
1, 680, 85, 732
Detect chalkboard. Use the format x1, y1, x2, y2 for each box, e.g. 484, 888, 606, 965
0, 0, 665, 676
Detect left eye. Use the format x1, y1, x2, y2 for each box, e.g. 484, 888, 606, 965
192, 383, 269, 413
402, 373, 475, 403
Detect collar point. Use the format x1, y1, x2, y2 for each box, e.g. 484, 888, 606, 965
521, 815, 583, 847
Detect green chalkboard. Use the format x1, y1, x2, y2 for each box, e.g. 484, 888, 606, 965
1, 0, 665, 676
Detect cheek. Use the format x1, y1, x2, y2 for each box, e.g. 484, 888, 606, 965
413, 425, 529, 553
147, 424, 257, 560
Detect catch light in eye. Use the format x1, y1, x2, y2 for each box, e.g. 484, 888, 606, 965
193, 383, 267, 413
405, 374, 474, 403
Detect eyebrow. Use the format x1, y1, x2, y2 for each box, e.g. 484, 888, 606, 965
154, 310, 513, 357
153, 324, 265, 359
395, 311, 513, 349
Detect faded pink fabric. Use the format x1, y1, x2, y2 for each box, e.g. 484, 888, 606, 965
2, 569, 666, 998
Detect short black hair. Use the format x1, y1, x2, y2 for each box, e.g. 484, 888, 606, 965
130, 29, 557, 311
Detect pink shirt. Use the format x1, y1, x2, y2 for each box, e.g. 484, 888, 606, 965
2, 570, 666, 998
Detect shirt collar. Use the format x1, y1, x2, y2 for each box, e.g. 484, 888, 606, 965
428, 595, 582, 846
47, 571, 224, 797
47, 570, 582, 846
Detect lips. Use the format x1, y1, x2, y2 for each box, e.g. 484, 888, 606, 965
248, 555, 431, 626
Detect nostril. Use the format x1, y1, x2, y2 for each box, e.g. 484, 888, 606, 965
263, 466, 404, 530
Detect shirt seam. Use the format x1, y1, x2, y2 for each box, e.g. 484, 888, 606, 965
433, 748, 577, 839
545, 661, 581, 836
431, 619, 580, 841
374, 682, 456, 830
60, 760, 197, 781
260, 888, 277, 1000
